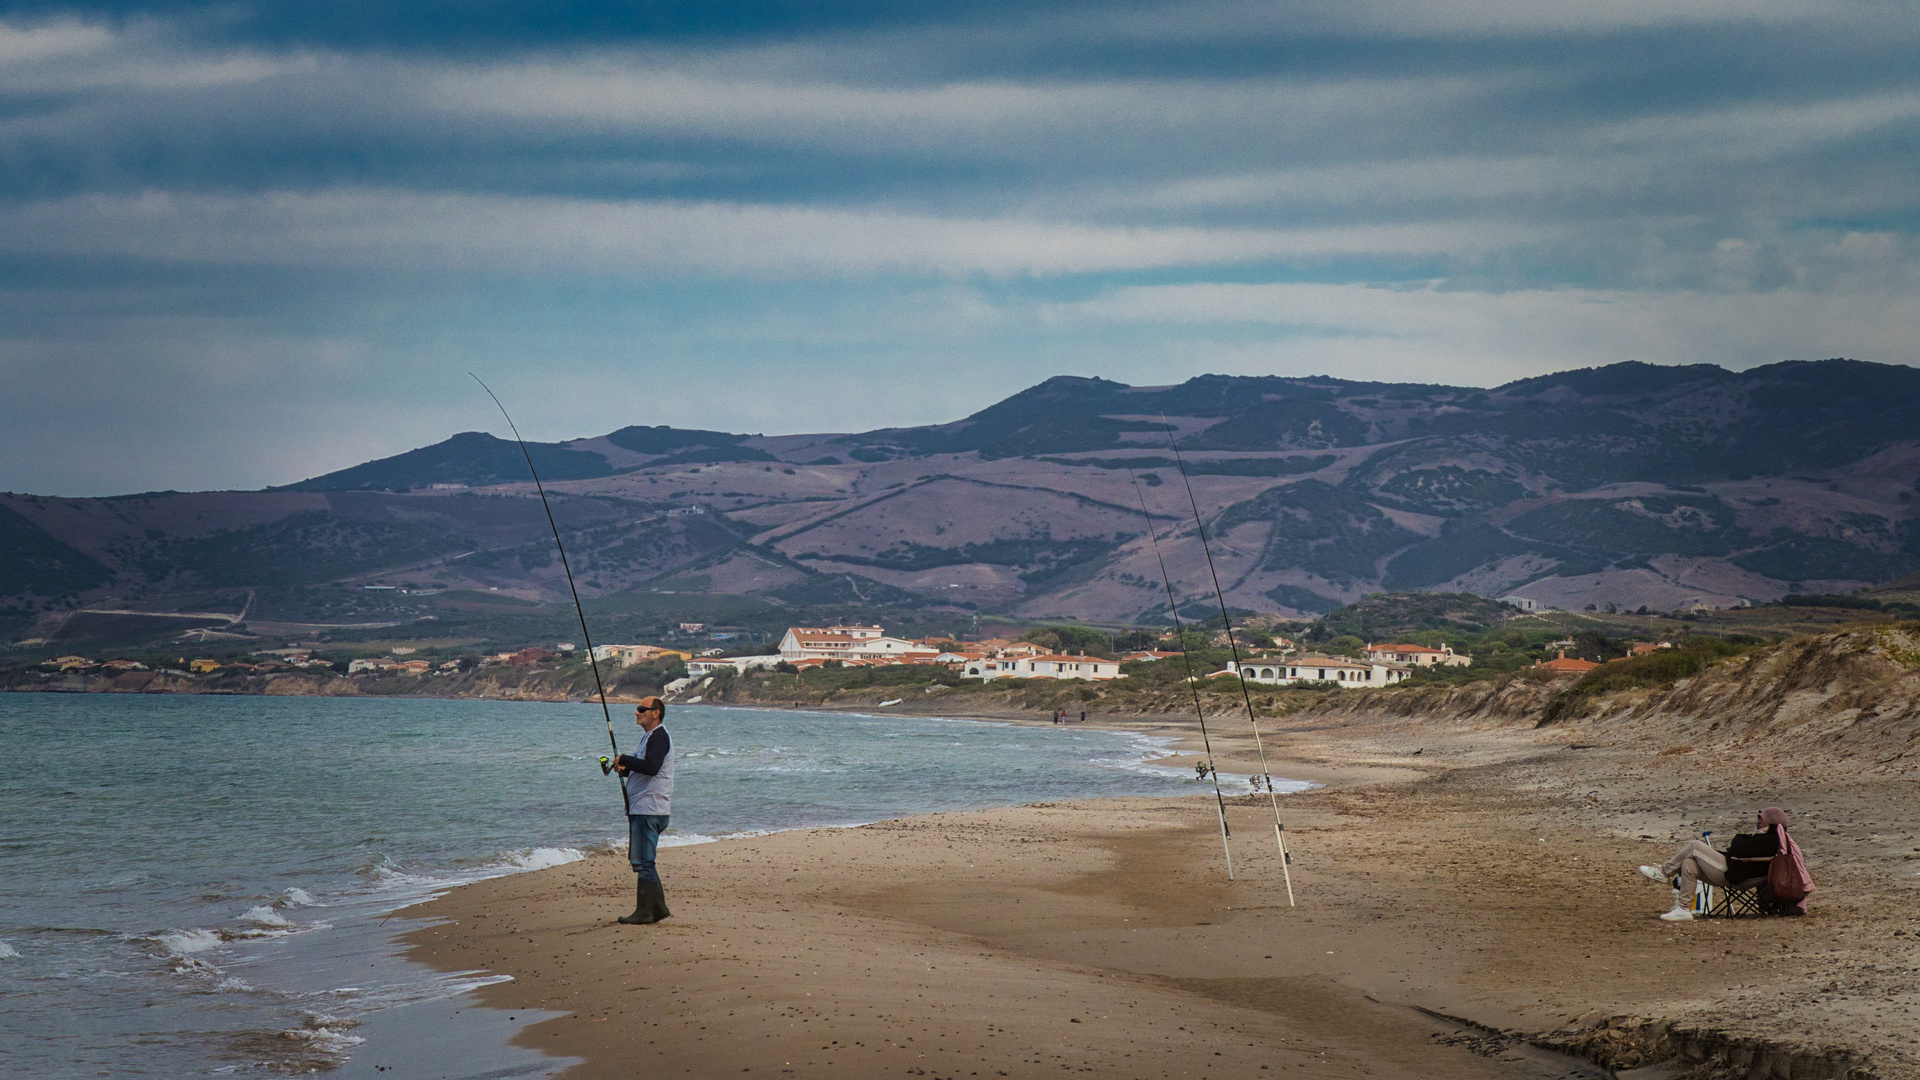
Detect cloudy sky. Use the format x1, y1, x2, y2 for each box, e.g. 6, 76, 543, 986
5, 0, 1919, 495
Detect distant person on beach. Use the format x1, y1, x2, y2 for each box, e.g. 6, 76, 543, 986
612, 696, 674, 925
1639, 807, 1803, 921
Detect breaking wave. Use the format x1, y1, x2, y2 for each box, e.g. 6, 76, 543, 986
502, 846, 586, 871
280, 1014, 365, 1055
240, 905, 291, 928
155, 928, 222, 957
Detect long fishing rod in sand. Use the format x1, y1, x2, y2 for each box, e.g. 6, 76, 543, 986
1126, 468, 1234, 881
1161, 416, 1295, 906
471, 375, 626, 811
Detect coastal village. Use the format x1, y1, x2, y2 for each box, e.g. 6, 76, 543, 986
28, 621, 1511, 694
31, 622, 1706, 696
749, 623, 1467, 688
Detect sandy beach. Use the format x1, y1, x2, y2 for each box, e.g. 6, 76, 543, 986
396, 708, 1920, 1079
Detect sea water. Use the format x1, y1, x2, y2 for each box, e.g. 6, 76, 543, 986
0, 694, 1307, 1078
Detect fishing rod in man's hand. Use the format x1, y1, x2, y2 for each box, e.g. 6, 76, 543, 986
471, 375, 626, 811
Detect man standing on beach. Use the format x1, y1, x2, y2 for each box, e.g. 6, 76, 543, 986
613, 696, 673, 925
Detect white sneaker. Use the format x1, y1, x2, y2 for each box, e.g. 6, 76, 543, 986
1659, 905, 1694, 922
1638, 865, 1669, 883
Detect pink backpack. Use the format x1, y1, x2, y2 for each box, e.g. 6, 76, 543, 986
1766, 825, 1815, 912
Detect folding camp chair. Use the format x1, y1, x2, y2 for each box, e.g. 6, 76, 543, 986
1689, 856, 1772, 917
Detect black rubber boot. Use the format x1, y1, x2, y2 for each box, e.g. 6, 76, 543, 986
616, 877, 652, 924
644, 878, 671, 922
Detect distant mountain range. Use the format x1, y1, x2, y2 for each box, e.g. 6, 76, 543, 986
6, 359, 1918, 633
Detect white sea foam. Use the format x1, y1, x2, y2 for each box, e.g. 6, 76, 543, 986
659, 821, 869, 849
658, 830, 758, 848
1097, 731, 1316, 793
229, 928, 300, 944
1122, 758, 1318, 793
311, 970, 512, 1014
333, 844, 595, 924
0, 940, 20, 959
503, 847, 585, 871
216, 976, 256, 992
156, 928, 222, 956
361, 858, 442, 891
281, 887, 318, 907
240, 906, 292, 927
281, 1013, 365, 1054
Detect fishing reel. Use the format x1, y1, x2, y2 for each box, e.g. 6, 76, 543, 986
598, 756, 616, 776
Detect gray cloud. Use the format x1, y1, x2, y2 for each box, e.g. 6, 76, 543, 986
0, 189, 1563, 276
0, 2, 1917, 494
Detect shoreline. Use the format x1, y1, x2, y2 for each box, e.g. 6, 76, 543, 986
2, 663, 1402, 731
392, 707, 1920, 1080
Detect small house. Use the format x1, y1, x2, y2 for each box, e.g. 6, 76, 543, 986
1227, 657, 1411, 688
960, 654, 1121, 681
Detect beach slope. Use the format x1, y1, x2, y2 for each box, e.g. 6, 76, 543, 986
399, 720, 1917, 1079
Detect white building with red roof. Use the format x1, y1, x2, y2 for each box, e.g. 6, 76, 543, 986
1363, 643, 1471, 667
778, 625, 939, 664
777, 625, 878, 660
959, 653, 1121, 681
1227, 656, 1411, 687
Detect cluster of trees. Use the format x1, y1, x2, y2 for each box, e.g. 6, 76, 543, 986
1012, 623, 1283, 660
1777, 593, 1920, 615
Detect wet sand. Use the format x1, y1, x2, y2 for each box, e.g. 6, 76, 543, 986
396, 712, 1920, 1079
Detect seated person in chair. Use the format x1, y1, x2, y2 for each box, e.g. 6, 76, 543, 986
1638, 808, 1788, 922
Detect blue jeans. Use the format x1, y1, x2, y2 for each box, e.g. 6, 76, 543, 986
627, 814, 670, 882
